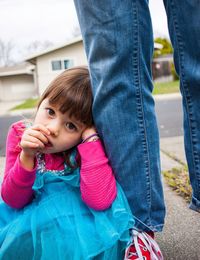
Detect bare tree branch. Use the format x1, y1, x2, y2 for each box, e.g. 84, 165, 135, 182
27, 40, 54, 54
0, 39, 15, 67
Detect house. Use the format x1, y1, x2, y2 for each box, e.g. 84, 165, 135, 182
152, 54, 174, 82
0, 62, 36, 102
26, 36, 87, 95
0, 36, 86, 102
0, 37, 173, 102
26, 38, 173, 95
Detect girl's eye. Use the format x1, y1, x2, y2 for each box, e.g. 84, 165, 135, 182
46, 108, 55, 116
66, 122, 77, 131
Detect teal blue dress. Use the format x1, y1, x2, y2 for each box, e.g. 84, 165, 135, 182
0, 152, 134, 260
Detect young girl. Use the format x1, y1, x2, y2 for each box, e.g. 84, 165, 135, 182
0, 66, 134, 259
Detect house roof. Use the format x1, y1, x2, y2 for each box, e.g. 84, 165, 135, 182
25, 35, 163, 64
0, 62, 35, 77
26, 36, 82, 64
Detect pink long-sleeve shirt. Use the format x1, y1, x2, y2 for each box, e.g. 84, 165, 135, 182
1, 121, 117, 210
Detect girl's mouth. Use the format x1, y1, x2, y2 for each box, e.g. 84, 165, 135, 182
45, 141, 53, 148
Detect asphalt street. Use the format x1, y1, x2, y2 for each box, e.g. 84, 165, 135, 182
0, 115, 25, 156
155, 95, 183, 138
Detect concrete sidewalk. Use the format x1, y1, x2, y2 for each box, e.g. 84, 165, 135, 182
158, 137, 200, 259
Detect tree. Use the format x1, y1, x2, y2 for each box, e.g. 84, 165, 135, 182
154, 37, 173, 58
26, 40, 54, 55
17, 40, 54, 61
0, 39, 15, 67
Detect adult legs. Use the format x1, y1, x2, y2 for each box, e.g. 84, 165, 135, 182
164, 0, 200, 212
74, 0, 165, 231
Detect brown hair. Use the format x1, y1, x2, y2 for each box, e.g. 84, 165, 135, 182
37, 66, 93, 168
37, 66, 93, 127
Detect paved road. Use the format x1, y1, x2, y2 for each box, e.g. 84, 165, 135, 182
0, 115, 22, 156
0, 115, 27, 156
155, 95, 183, 138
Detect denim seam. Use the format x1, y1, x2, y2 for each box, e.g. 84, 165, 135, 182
131, 1, 152, 227
170, 0, 200, 195
136, 223, 164, 233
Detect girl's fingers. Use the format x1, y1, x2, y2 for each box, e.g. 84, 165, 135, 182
21, 136, 46, 149
21, 140, 39, 149
24, 129, 49, 144
31, 124, 51, 136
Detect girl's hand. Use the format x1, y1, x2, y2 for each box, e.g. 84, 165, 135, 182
81, 126, 99, 143
20, 124, 50, 158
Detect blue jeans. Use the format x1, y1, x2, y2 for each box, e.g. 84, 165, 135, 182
74, 0, 200, 231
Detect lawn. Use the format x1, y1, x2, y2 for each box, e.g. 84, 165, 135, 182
11, 98, 38, 110
153, 80, 179, 95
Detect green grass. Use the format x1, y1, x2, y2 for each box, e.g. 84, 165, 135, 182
11, 98, 38, 111
161, 150, 192, 202
162, 166, 192, 202
153, 80, 180, 95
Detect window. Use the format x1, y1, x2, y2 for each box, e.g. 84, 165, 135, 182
51, 59, 74, 71
51, 60, 62, 71
64, 60, 73, 69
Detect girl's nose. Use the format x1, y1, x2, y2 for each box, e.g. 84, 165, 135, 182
46, 123, 59, 136
51, 130, 59, 137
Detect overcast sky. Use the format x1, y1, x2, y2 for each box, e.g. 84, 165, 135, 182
0, 0, 169, 61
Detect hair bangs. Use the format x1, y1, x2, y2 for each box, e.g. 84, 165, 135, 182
38, 66, 93, 127
48, 75, 93, 126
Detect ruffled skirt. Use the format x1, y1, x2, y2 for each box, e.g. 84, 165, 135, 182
0, 172, 134, 260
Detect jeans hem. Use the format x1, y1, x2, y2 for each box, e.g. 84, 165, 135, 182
135, 222, 164, 233
189, 196, 200, 213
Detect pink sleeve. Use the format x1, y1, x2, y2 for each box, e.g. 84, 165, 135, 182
77, 140, 117, 211
1, 121, 36, 209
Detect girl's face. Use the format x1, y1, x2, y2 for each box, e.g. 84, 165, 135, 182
34, 98, 87, 154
